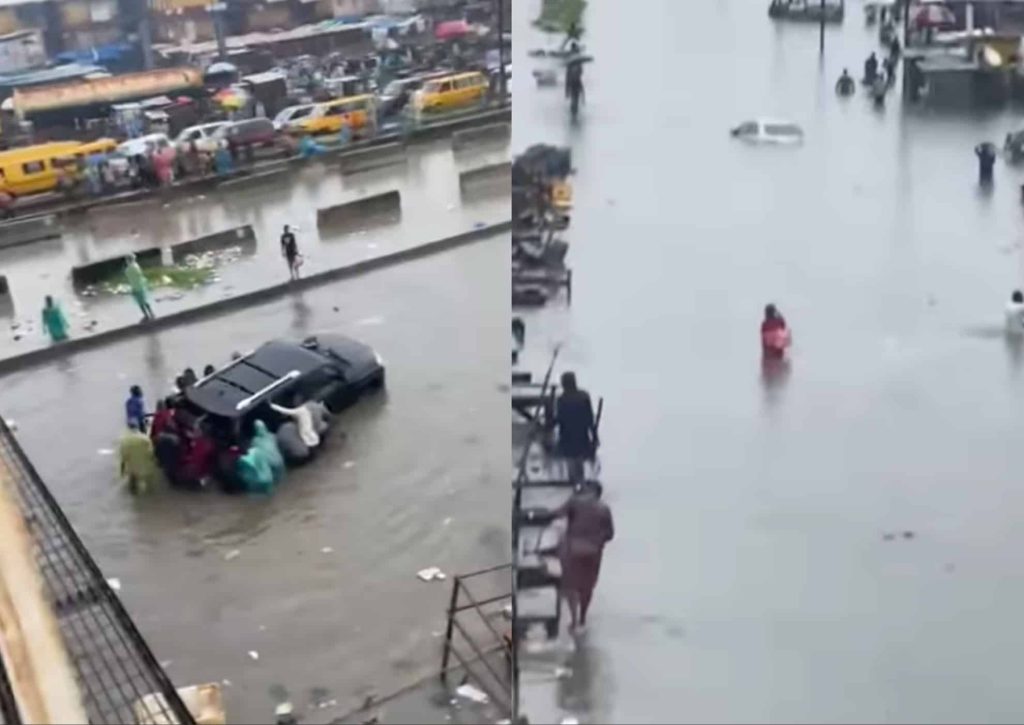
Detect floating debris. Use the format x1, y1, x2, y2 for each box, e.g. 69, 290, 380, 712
106, 577, 122, 592
97, 448, 114, 456
417, 567, 446, 582
320, 546, 334, 554
343, 461, 355, 469
248, 650, 260, 661
224, 549, 241, 561
455, 684, 488, 704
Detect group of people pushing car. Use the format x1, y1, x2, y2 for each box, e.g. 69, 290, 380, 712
117, 371, 333, 496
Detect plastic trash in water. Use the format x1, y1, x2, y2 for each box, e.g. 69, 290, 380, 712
417, 567, 447, 582
343, 461, 355, 469
107, 577, 122, 592
224, 549, 241, 561
97, 448, 114, 456
248, 650, 260, 661
560, 718, 580, 725
321, 546, 334, 554
455, 683, 489, 704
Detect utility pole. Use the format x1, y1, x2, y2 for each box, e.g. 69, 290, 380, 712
497, 0, 506, 98
211, 1, 228, 61
819, 0, 825, 54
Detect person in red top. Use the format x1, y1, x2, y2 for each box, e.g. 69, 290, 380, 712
149, 398, 178, 441
761, 303, 791, 360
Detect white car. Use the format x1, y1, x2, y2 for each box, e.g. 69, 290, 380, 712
273, 104, 316, 132
730, 118, 804, 144
174, 122, 228, 153
118, 132, 175, 158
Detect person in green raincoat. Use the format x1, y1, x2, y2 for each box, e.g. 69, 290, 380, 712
124, 253, 155, 321
118, 422, 160, 494
41, 295, 69, 342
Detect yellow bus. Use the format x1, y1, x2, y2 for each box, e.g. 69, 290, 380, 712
411, 71, 488, 114
0, 140, 117, 197
296, 95, 376, 136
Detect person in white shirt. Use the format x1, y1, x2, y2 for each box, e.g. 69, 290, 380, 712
1005, 290, 1024, 335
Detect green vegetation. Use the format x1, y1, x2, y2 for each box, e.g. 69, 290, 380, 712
534, 0, 586, 32
98, 265, 214, 294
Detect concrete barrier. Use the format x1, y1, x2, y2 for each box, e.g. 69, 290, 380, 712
316, 190, 402, 229
0, 215, 60, 250
0, 220, 511, 376
71, 248, 161, 289
338, 143, 407, 175
216, 167, 290, 191
171, 225, 256, 263
459, 162, 512, 192
451, 122, 511, 151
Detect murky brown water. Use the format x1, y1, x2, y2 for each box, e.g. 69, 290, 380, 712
0, 234, 510, 723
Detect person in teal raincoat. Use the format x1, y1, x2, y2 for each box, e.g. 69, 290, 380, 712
236, 445, 274, 493
251, 420, 285, 483
41, 295, 69, 342
124, 253, 155, 321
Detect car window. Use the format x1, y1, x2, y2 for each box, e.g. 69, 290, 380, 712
440, 81, 453, 93
765, 123, 801, 137
23, 160, 44, 174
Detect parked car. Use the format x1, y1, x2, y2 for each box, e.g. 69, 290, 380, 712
182, 334, 385, 441
730, 118, 804, 144
273, 104, 316, 132
214, 117, 278, 151
118, 132, 174, 158
174, 122, 229, 154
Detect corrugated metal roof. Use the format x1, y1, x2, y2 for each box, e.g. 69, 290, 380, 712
0, 63, 106, 89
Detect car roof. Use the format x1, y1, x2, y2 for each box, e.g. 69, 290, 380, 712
184, 340, 327, 418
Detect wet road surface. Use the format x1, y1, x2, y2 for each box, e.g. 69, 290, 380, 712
516, 0, 1024, 722
0, 233, 509, 723
0, 135, 508, 359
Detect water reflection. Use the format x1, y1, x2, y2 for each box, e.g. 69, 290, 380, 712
290, 291, 313, 333
760, 356, 791, 409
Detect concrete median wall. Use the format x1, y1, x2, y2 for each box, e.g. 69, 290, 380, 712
0, 215, 60, 250
316, 190, 402, 229
338, 143, 408, 174
171, 225, 256, 262
216, 167, 290, 192
451, 123, 511, 151
70, 248, 162, 289
459, 162, 512, 191
0, 220, 511, 375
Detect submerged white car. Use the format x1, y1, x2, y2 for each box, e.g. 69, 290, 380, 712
730, 118, 804, 144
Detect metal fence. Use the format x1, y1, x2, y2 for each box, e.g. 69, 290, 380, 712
439, 563, 513, 717
0, 416, 194, 725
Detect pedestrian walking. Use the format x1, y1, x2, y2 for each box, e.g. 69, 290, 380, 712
555, 371, 597, 481
281, 225, 301, 280
554, 481, 614, 633
125, 253, 155, 321
41, 295, 69, 343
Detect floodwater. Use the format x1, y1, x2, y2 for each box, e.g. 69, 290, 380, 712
0, 234, 509, 723
515, 0, 1024, 722
0, 136, 508, 358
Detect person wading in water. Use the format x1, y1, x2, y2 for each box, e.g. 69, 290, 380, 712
554, 480, 614, 634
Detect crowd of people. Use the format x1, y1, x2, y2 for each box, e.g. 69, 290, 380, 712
116, 368, 334, 496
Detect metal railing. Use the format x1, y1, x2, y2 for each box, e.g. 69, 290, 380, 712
0, 417, 194, 725
439, 563, 513, 717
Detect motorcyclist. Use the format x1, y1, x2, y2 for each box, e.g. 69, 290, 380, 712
836, 68, 855, 95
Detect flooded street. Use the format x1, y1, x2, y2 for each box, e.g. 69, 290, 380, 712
0, 136, 508, 355
0, 234, 508, 723
515, 0, 1024, 722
